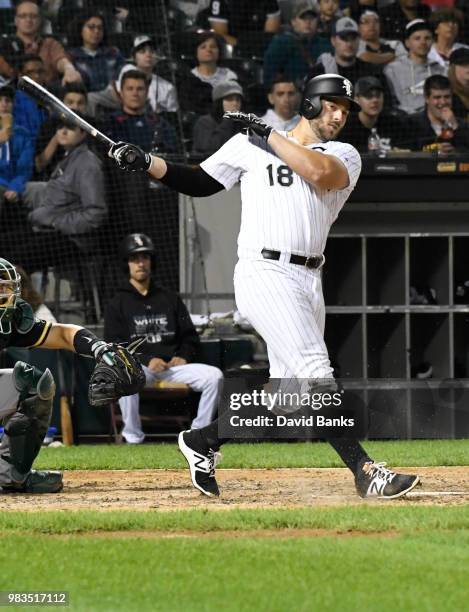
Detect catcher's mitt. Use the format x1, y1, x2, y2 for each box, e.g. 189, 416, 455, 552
88, 338, 146, 407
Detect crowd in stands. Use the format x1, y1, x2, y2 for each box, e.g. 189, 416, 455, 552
2, 0, 469, 283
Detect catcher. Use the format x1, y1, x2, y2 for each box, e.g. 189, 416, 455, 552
0, 257, 145, 493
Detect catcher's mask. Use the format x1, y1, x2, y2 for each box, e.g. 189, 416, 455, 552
0, 258, 21, 334
300, 74, 361, 120
120, 233, 155, 274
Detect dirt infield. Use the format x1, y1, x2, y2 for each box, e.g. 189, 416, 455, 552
0, 467, 467, 511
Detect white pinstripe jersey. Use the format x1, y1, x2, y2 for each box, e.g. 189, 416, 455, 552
201, 132, 362, 256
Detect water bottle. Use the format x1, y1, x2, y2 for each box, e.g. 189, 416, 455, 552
368, 127, 381, 154
439, 120, 454, 142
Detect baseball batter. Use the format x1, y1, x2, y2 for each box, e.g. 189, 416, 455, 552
110, 74, 420, 500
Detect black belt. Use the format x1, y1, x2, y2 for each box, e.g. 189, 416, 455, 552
261, 248, 324, 269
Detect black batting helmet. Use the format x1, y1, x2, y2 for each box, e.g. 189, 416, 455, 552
300, 74, 361, 120
120, 233, 155, 272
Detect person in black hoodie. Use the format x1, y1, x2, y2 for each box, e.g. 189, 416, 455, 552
407, 74, 469, 154
104, 233, 223, 444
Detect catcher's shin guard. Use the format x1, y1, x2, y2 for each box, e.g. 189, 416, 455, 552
0, 363, 55, 480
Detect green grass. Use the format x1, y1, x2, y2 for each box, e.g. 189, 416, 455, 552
34, 440, 469, 470
1, 506, 468, 535
1, 531, 468, 612
9, 440, 468, 610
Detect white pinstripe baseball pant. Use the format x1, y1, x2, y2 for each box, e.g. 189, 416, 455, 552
234, 257, 334, 380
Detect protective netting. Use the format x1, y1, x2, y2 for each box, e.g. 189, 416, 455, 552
0, 0, 469, 322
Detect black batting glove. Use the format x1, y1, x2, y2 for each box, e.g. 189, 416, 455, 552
109, 141, 152, 172
223, 111, 273, 141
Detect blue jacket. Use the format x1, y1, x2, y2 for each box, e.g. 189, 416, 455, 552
107, 111, 179, 155
13, 90, 48, 142
0, 125, 35, 194
69, 46, 125, 92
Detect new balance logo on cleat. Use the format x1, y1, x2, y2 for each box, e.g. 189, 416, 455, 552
178, 430, 221, 497
194, 452, 210, 471
355, 462, 420, 499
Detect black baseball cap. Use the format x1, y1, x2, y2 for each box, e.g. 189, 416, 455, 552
355, 76, 383, 96
449, 47, 469, 66
405, 19, 432, 38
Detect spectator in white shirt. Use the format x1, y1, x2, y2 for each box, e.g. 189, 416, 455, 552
428, 9, 469, 74
178, 31, 238, 114
261, 78, 301, 131
88, 35, 179, 119
116, 35, 178, 113
191, 31, 237, 87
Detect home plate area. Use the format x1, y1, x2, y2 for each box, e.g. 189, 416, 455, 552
0, 466, 467, 511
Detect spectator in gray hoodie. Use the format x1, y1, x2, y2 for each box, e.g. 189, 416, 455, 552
384, 19, 445, 115
3, 120, 106, 273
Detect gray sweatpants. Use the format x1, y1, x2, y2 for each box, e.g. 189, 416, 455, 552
0, 369, 21, 484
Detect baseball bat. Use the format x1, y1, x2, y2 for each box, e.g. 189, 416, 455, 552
17, 76, 137, 163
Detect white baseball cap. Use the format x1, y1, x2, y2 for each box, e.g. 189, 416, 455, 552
132, 35, 155, 52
